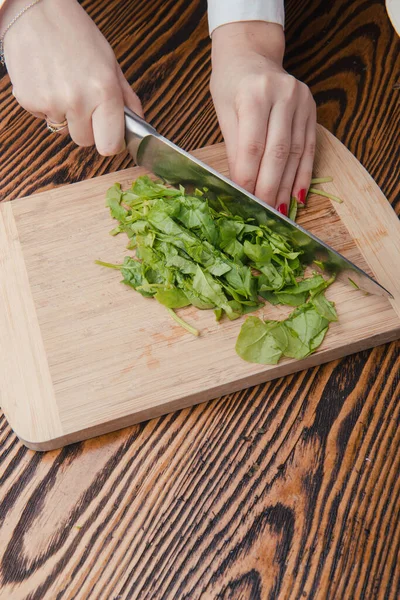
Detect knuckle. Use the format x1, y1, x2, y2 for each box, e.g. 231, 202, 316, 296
13, 90, 30, 109
92, 71, 119, 100
290, 142, 304, 157
45, 99, 64, 117
246, 140, 265, 158
64, 90, 84, 113
299, 81, 311, 96
269, 143, 290, 161
240, 73, 259, 91
14, 88, 40, 112
305, 142, 316, 157
15, 93, 54, 117
283, 75, 298, 100
39, 91, 54, 109
278, 183, 292, 194
236, 79, 262, 108
235, 174, 257, 191
237, 75, 272, 108
252, 76, 271, 103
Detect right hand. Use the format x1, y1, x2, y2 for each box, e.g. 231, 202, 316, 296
1, 0, 143, 155
210, 22, 316, 213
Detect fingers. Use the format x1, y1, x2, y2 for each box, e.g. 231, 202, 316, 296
89, 69, 143, 155
91, 88, 125, 156
73, 68, 144, 153
67, 110, 95, 146
11, 88, 45, 120
12, 87, 63, 123
117, 68, 144, 118
45, 110, 68, 125
291, 102, 316, 204
14, 91, 69, 134
231, 97, 270, 194
13, 67, 142, 155
274, 106, 308, 212
252, 85, 316, 213
253, 102, 294, 208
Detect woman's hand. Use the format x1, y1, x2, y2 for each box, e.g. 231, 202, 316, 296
210, 22, 316, 214
1, 0, 142, 155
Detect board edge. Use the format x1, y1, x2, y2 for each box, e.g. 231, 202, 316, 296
22, 325, 400, 451
0, 202, 63, 446
316, 125, 400, 319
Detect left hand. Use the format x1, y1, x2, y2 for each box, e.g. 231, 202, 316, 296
210, 22, 316, 215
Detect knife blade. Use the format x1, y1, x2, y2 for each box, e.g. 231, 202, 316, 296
124, 108, 392, 298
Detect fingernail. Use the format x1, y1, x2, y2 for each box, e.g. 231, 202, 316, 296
297, 188, 307, 205
278, 203, 288, 216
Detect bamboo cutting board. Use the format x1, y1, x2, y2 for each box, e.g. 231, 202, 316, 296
1, 126, 400, 451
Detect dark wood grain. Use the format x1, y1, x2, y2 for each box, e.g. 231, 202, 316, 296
0, 0, 399, 598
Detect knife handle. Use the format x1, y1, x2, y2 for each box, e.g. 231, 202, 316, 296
124, 107, 158, 163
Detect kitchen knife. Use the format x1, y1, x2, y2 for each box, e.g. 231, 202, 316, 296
124, 108, 392, 298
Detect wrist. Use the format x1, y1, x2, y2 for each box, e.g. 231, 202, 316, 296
211, 21, 285, 66
1, 0, 74, 32
1, 0, 34, 30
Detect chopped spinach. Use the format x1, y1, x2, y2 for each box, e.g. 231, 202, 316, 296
98, 176, 338, 364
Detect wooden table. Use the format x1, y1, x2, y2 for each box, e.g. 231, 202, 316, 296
0, 0, 399, 598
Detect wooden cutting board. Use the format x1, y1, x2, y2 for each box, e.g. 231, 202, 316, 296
1, 125, 399, 451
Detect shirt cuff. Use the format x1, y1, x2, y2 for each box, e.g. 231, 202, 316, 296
208, 0, 285, 35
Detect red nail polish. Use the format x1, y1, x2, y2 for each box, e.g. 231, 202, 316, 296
298, 189, 307, 205
278, 203, 288, 216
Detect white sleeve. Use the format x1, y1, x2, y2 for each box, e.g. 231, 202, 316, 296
208, 0, 285, 35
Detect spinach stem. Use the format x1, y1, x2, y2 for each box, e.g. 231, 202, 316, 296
167, 308, 199, 337
308, 188, 344, 204
310, 177, 333, 184
348, 278, 360, 290
95, 260, 122, 270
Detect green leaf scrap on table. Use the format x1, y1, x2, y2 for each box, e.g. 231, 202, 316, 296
97, 175, 339, 365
